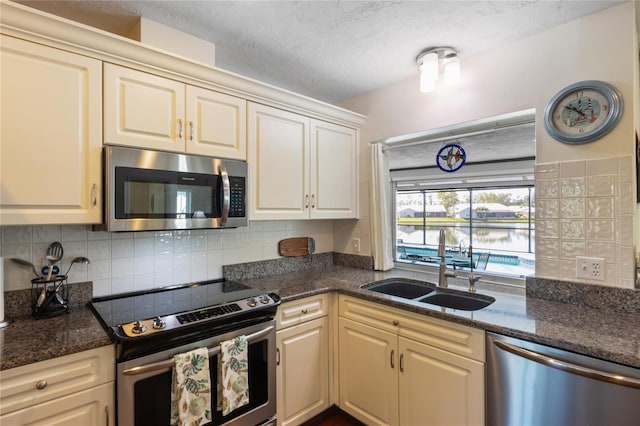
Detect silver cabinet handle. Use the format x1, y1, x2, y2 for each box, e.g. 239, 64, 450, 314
35, 380, 48, 390
390, 349, 395, 368
178, 118, 183, 138
92, 184, 97, 207
123, 325, 274, 375
399, 353, 404, 372
305, 194, 309, 208
311, 194, 316, 208
189, 121, 194, 140
494, 340, 640, 389
276, 348, 280, 366
219, 164, 230, 226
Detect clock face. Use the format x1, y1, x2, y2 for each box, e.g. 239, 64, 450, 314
551, 89, 608, 137
544, 81, 623, 144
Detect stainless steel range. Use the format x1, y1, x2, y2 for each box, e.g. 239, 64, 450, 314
91, 279, 280, 426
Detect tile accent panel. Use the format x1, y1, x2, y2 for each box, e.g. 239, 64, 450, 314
535, 156, 636, 288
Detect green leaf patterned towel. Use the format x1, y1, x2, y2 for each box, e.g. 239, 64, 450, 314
217, 335, 249, 416
170, 348, 212, 426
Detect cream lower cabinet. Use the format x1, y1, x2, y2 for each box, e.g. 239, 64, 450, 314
248, 102, 358, 220
104, 63, 247, 159
338, 295, 485, 426
0, 346, 115, 426
0, 35, 102, 225
276, 294, 331, 425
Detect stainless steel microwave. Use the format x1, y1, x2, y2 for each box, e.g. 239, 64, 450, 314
102, 146, 247, 232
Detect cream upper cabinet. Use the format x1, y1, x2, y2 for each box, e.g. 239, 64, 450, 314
248, 102, 310, 220
185, 86, 246, 159
338, 295, 485, 426
0, 35, 102, 225
310, 120, 358, 219
248, 102, 359, 220
104, 63, 185, 152
276, 295, 331, 426
104, 63, 246, 160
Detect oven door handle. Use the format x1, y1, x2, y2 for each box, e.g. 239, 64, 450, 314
121, 325, 274, 376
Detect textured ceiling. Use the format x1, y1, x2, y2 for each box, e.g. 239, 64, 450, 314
18, 0, 625, 104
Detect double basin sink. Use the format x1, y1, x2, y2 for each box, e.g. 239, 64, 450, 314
361, 279, 495, 311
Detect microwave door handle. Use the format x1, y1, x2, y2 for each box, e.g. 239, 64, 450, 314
121, 325, 275, 376
219, 164, 230, 225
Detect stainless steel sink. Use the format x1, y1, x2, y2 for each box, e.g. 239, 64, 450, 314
361, 279, 436, 299
361, 279, 494, 311
417, 291, 495, 311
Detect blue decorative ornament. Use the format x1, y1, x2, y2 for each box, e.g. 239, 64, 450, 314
436, 143, 466, 172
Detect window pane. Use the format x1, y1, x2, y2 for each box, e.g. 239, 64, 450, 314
395, 186, 535, 278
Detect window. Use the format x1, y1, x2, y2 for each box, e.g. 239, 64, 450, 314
394, 185, 535, 278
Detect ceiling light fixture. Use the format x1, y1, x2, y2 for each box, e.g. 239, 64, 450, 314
416, 47, 461, 93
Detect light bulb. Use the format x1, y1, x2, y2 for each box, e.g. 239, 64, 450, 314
419, 52, 438, 93
444, 54, 461, 85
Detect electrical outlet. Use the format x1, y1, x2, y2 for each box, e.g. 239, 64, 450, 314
576, 256, 605, 281
353, 238, 360, 253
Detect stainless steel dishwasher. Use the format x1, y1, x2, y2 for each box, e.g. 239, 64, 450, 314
487, 332, 640, 426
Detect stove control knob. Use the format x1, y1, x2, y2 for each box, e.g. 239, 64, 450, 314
259, 295, 270, 304
247, 297, 257, 307
152, 316, 166, 329
132, 320, 147, 334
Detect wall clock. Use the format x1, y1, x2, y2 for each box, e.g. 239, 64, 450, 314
544, 80, 623, 144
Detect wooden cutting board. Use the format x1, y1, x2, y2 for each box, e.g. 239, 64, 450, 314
278, 237, 315, 257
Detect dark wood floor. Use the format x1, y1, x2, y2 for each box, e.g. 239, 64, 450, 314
300, 406, 366, 426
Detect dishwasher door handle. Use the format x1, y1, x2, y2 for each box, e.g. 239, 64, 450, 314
494, 340, 640, 389
122, 325, 274, 376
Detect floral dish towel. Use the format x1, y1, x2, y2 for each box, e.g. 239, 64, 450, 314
170, 347, 212, 426
217, 335, 249, 416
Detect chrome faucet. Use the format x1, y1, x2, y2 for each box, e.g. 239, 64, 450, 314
467, 245, 481, 293
437, 228, 455, 288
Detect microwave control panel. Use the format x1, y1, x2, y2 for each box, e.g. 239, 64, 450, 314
229, 177, 246, 217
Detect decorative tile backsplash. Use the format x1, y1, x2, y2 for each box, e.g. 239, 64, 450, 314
535, 156, 636, 288
0, 221, 335, 297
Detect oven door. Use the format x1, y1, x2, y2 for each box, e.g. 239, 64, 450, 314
117, 320, 276, 426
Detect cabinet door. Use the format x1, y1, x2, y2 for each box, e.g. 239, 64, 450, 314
0, 382, 113, 426
248, 103, 310, 220
338, 317, 398, 426
0, 35, 102, 225
310, 120, 358, 219
104, 63, 185, 152
276, 317, 329, 426
185, 86, 246, 160
399, 337, 484, 426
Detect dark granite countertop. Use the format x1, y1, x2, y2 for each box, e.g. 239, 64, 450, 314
2, 265, 639, 371
236, 266, 640, 369
0, 306, 112, 370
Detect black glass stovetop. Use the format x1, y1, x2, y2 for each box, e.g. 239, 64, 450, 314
91, 279, 264, 328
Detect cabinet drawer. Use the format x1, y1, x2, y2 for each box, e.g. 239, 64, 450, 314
277, 294, 330, 329
0, 345, 115, 415
0, 382, 113, 426
339, 295, 484, 362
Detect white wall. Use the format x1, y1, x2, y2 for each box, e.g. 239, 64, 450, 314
340, 2, 639, 288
